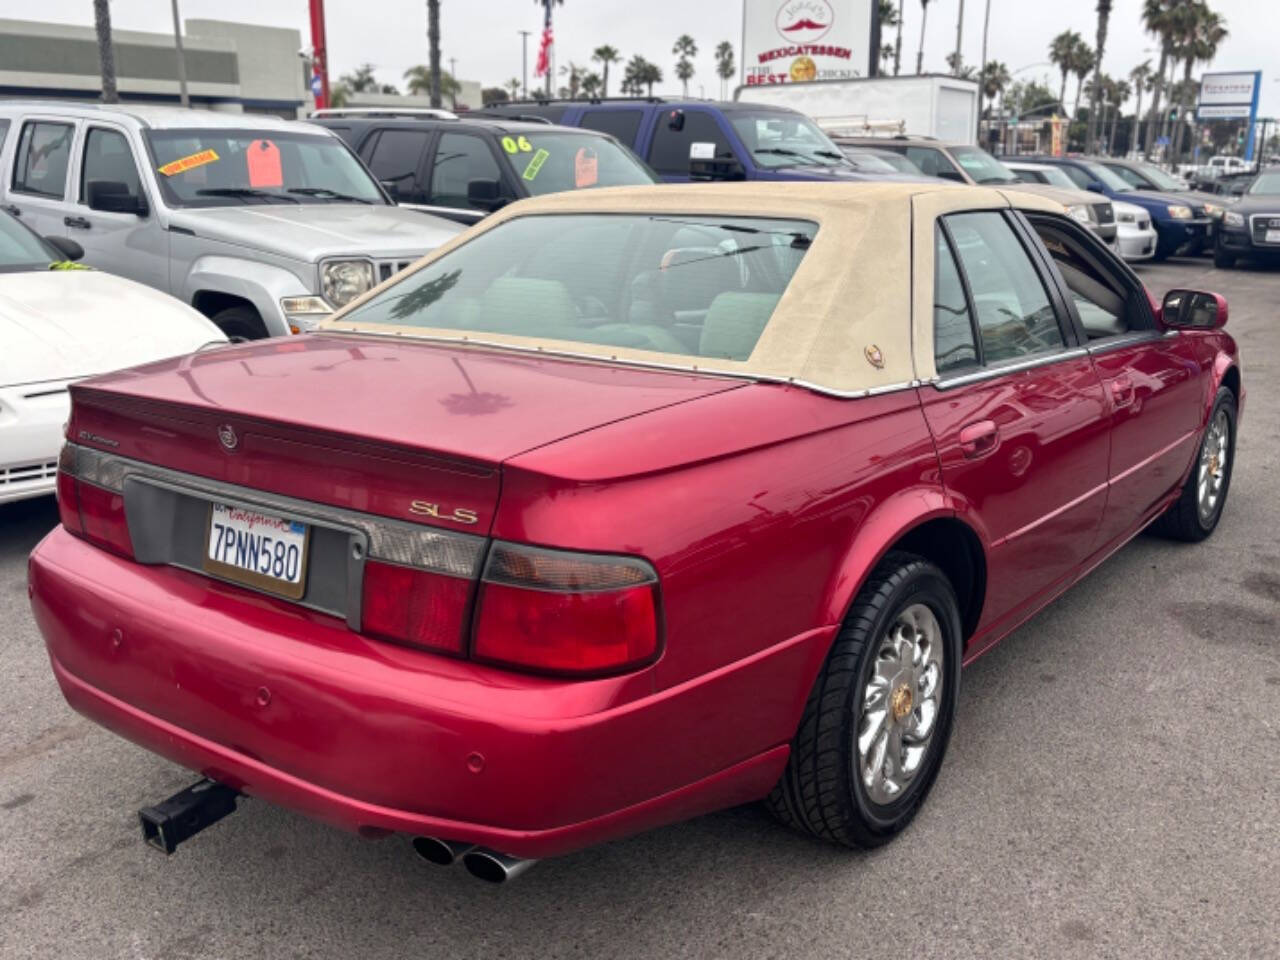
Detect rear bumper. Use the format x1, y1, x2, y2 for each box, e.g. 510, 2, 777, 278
30, 527, 822, 858
0, 381, 69, 503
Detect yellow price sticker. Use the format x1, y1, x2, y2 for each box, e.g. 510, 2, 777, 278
522, 148, 550, 181
501, 136, 519, 154
157, 148, 220, 177
517, 136, 533, 152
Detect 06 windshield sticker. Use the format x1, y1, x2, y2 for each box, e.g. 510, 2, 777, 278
501, 135, 533, 154
157, 149, 220, 177
522, 147, 550, 180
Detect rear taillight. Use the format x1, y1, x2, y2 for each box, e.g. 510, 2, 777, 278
361, 559, 472, 655
472, 542, 660, 675
58, 443, 133, 558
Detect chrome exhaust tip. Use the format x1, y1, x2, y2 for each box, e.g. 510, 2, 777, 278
411, 836, 475, 867
461, 848, 536, 883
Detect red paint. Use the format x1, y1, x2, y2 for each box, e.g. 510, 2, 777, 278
28, 316, 1239, 858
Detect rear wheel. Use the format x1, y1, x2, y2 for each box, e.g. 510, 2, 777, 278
767, 551, 962, 848
1152, 386, 1237, 542
211, 305, 268, 341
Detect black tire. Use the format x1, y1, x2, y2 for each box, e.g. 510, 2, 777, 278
211, 305, 269, 341
766, 551, 963, 848
1213, 242, 1236, 270
1151, 386, 1237, 542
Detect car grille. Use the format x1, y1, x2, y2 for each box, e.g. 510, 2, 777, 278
1093, 203, 1115, 225
376, 259, 417, 284
1, 460, 58, 487
1250, 214, 1280, 245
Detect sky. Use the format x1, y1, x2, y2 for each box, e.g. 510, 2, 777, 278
32, 0, 1279, 118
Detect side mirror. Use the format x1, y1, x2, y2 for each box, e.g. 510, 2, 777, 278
86, 180, 148, 216
44, 235, 84, 262
937, 170, 967, 183
466, 178, 509, 212
1085, 181, 1107, 194
1161, 288, 1228, 330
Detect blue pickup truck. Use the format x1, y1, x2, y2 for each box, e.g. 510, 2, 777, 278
479, 97, 904, 183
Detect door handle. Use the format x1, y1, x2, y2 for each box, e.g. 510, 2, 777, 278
64, 216, 91, 230
2, 204, 19, 217
959, 420, 999, 459
1110, 375, 1135, 409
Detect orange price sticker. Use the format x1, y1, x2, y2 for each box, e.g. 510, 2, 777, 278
158, 149, 220, 177
574, 147, 598, 188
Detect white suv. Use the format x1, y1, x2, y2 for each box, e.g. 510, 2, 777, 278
0, 103, 460, 338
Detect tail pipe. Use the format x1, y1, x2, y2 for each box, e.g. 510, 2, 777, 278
462, 848, 537, 883
411, 836, 476, 866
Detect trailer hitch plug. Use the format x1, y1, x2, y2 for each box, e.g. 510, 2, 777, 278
138, 779, 241, 855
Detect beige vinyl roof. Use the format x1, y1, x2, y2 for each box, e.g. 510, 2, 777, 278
322, 182, 1067, 396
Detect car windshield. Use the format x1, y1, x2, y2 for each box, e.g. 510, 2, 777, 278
839, 149, 903, 174
730, 113, 849, 168
144, 128, 386, 208
1247, 172, 1280, 195
335, 213, 816, 363
495, 132, 656, 194
1128, 162, 1183, 191
949, 146, 1020, 185
0, 212, 58, 272
1015, 164, 1076, 189
1081, 161, 1133, 192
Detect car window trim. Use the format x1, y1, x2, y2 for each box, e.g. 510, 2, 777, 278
11, 119, 76, 199
78, 123, 147, 207
935, 218, 984, 367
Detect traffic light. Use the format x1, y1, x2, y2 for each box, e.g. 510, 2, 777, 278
1237, 128, 1246, 146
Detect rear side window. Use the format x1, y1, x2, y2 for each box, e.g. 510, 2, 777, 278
365, 129, 430, 203
80, 128, 142, 203
579, 110, 644, 147
429, 133, 504, 209
12, 121, 74, 198
944, 212, 1064, 365
648, 111, 731, 176
340, 213, 816, 361
933, 227, 978, 373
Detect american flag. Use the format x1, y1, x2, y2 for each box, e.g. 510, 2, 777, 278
534, 1, 553, 78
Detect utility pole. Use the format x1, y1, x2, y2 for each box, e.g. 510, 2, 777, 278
978, 0, 992, 142
170, 0, 190, 108
953, 0, 966, 77
519, 30, 531, 99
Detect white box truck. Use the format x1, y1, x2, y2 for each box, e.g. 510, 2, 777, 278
735, 75, 981, 145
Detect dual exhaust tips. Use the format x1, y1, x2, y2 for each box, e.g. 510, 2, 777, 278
412, 836, 536, 883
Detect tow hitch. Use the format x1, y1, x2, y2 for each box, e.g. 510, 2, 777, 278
138, 779, 241, 855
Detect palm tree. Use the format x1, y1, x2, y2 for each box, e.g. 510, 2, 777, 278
944, 51, 974, 80
1087, 1, 1114, 154
622, 55, 647, 96
894, 0, 906, 75
404, 65, 459, 106
1141, 0, 1178, 158
642, 61, 664, 97
592, 45, 620, 97
505, 77, 522, 100
878, 1, 900, 76
715, 41, 735, 100
426, 0, 442, 108
1129, 61, 1152, 156
673, 34, 697, 97
1170, 2, 1227, 159
915, 0, 933, 76
980, 60, 1011, 120
560, 61, 587, 99
1071, 41, 1095, 119
581, 72, 602, 99
93, 0, 118, 103
1107, 77, 1131, 154
1049, 30, 1081, 113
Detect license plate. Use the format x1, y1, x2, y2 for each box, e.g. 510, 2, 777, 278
204, 502, 310, 599
1267, 229, 1280, 243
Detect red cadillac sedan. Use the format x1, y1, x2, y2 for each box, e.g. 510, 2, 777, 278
29, 183, 1241, 882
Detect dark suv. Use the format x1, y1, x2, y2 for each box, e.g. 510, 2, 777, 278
312, 109, 657, 225
478, 97, 906, 183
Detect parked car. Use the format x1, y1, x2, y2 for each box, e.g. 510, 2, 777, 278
311, 109, 658, 225
832, 137, 1118, 245
30, 183, 1240, 882
1021, 155, 1213, 260
1004, 161, 1157, 262
1187, 154, 1252, 190
1097, 158, 1225, 227
0, 103, 460, 339
837, 144, 928, 176
1213, 169, 1280, 268
480, 96, 902, 183
0, 211, 224, 504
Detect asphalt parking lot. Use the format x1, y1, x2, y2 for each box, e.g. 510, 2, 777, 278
1, 256, 1276, 960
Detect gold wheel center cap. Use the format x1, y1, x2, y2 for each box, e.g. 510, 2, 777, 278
891, 683, 913, 721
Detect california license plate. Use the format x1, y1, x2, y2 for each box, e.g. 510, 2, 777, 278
204, 502, 310, 599
1267, 229, 1280, 243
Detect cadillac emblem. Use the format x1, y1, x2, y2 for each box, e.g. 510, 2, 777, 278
864, 344, 885, 369
217, 424, 239, 451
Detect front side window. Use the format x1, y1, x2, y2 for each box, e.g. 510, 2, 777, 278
944, 212, 1064, 364
648, 111, 733, 175
1247, 172, 1280, 195
428, 132, 505, 208
1033, 219, 1143, 341
144, 128, 386, 207
80, 128, 142, 203
497, 131, 655, 194
904, 146, 963, 181
1106, 164, 1149, 189
933, 227, 978, 372
336, 214, 816, 362
13, 121, 74, 198
366, 129, 431, 203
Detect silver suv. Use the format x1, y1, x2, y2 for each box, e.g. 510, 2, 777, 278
0, 103, 460, 339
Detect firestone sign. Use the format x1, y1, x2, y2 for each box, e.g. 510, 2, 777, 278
1196, 70, 1263, 160
741, 0, 875, 87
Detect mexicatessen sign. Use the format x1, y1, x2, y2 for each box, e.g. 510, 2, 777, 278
741, 0, 876, 86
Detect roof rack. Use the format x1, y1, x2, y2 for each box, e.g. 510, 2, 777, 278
310, 107, 458, 120
485, 96, 668, 107
468, 111, 554, 124
815, 115, 908, 137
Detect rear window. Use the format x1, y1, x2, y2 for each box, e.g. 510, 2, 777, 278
338, 213, 816, 361
578, 109, 644, 147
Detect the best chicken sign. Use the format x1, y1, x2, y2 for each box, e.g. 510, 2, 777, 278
740, 0, 875, 86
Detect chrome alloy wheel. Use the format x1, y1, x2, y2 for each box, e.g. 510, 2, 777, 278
856, 603, 944, 806
1197, 409, 1230, 523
